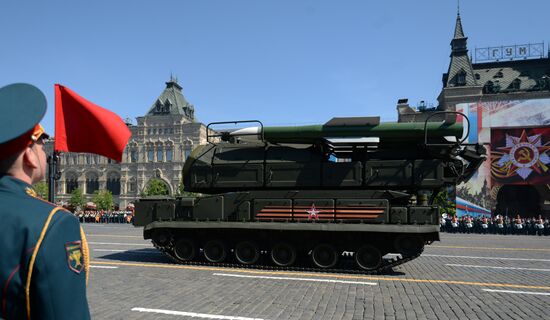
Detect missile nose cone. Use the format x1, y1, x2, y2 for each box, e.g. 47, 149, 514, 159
229, 126, 262, 141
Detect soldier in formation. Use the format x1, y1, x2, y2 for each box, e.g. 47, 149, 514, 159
440, 214, 550, 236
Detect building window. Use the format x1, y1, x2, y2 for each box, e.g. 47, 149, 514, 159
166, 147, 173, 162
86, 155, 92, 165
457, 70, 466, 86
483, 81, 494, 94
147, 147, 154, 162
509, 78, 521, 91
107, 174, 121, 196
128, 180, 136, 193
86, 174, 99, 194
183, 141, 193, 161
157, 147, 164, 162
66, 175, 78, 194
130, 150, 138, 163
183, 149, 191, 160
537, 76, 550, 90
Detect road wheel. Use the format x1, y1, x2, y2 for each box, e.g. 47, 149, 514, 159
152, 229, 171, 247
270, 242, 297, 267
355, 245, 382, 271
394, 235, 424, 257
174, 238, 197, 262
203, 240, 228, 263
235, 241, 260, 265
311, 244, 338, 269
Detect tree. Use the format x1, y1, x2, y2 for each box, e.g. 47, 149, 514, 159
69, 188, 85, 211
144, 178, 169, 196
33, 181, 48, 199
434, 189, 456, 217
175, 180, 199, 197
92, 190, 114, 211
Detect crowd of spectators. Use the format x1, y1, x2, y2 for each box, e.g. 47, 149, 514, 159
75, 210, 134, 224
441, 214, 550, 236
73, 209, 549, 237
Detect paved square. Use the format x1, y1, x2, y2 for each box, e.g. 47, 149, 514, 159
84, 224, 550, 320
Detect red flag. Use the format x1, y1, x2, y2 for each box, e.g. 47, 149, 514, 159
54, 84, 131, 162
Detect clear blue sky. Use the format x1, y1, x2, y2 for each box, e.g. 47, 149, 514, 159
1, 0, 549, 135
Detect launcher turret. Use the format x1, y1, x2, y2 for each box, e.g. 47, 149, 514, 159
183, 112, 486, 197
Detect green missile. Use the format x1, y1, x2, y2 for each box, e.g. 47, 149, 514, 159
230, 117, 464, 144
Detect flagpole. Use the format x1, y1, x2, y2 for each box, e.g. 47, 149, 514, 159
47, 150, 60, 203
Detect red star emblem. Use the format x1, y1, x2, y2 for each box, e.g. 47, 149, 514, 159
306, 204, 320, 220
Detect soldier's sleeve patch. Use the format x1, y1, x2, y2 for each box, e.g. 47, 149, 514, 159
65, 241, 84, 274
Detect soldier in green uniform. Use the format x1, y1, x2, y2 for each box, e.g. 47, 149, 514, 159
0, 83, 91, 319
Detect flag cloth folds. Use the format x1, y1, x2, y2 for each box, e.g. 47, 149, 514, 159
54, 84, 131, 162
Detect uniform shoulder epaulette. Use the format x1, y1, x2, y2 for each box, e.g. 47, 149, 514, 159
24, 186, 61, 207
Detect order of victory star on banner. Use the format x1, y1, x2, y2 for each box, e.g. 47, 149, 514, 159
493, 129, 550, 181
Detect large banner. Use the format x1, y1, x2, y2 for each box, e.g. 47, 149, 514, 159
455, 98, 550, 212
491, 127, 550, 185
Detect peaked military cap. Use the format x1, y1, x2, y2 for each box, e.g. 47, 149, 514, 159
0, 83, 48, 159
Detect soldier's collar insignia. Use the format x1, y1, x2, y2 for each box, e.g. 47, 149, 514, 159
65, 241, 84, 274
25, 187, 38, 198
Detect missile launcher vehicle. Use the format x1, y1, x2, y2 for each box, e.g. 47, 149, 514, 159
134, 111, 486, 273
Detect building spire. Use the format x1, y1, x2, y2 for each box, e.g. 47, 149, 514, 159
454, 10, 465, 39
443, 8, 477, 88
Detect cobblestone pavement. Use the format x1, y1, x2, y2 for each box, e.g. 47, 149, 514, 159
83, 224, 550, 320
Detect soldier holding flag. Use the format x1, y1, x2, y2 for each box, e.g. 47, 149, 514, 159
0, 83, 91, 319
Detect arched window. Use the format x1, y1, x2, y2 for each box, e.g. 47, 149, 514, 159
183, 140, 193, 161
86, 172, 99, 194
147, 145, 154, 162
157, 145, 164, 162
166, 145, 173, 162
127, 142, 139, 163
106, 172, 121, 196
65, 173, 78, 194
